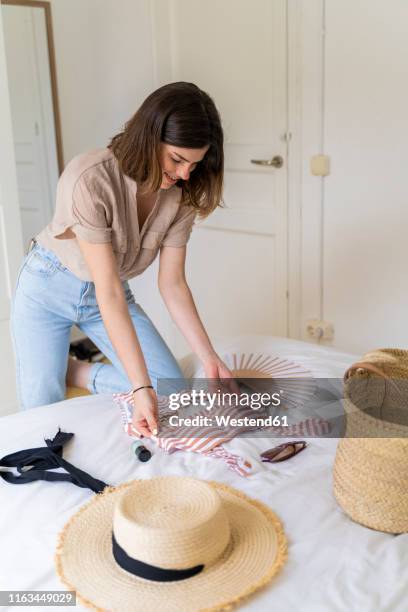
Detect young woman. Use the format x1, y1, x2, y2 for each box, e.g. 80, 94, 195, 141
11, 81, 235, 437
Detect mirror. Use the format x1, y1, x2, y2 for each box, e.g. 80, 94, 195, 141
1, 0, 62, 249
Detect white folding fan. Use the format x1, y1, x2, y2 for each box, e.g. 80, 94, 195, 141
195, 352, 316, 410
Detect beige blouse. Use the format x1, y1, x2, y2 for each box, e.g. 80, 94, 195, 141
36, 148, 196, 281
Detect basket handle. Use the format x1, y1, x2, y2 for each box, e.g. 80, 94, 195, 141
344, 361, 402, 396
344, 361, 390, 382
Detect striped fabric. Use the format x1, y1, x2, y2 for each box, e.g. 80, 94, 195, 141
113, 390, 332, 477
114, 391, 250, 476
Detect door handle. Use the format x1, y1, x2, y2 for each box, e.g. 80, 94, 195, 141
250, 155, 284, 168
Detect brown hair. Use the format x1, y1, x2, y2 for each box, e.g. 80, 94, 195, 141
108, 82, 224, 218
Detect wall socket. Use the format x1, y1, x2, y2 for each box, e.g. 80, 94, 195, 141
306, 319, 334, 341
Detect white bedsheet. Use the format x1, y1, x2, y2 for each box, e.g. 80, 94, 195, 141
1, 336, 407, 612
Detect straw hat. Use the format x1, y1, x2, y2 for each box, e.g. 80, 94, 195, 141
56, 476, 287, 611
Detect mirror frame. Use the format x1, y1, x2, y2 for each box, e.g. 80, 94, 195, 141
1, 0, 64, 173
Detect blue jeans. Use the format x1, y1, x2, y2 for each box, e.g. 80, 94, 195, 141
10, 242, 184, 410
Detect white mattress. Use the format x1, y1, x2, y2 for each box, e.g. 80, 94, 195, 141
1, 336, 407, 612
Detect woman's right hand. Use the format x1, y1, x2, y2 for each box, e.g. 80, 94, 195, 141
131, 387, 159, 438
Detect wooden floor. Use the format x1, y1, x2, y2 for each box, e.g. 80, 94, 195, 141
66, 385, 91, 399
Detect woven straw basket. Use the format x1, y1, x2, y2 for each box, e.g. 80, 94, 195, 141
333, 349, 408, 533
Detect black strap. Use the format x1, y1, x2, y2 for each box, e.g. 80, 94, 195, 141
0, 429, 108, 493
112, 533, 204, 582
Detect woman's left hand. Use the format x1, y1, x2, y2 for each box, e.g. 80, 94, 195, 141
202, 354, 240, 394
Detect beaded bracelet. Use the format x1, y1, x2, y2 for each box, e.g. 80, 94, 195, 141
132, 385, 154, 394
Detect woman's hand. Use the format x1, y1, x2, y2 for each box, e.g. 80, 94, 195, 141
202, 354, 240, 394
131, 387, 159, 438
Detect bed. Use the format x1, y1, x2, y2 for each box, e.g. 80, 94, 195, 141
1, 335, 407, 612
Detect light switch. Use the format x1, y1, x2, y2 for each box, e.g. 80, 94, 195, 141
310, 154, 330, 176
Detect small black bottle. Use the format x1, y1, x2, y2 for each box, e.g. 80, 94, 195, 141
131, 440, 152, 462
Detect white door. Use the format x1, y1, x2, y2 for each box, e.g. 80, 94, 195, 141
2, 4, 59, 251
150, 0, 288, 352
0, 7, 24, 417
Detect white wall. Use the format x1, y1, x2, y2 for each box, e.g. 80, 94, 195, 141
0, 7, 24, 416
299, 0, 326, 344
49, 0, 156, 163
324, 0, 408, 354
300, 0, 408, 355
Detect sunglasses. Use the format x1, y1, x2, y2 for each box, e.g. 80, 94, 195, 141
260, 441, 307, 463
